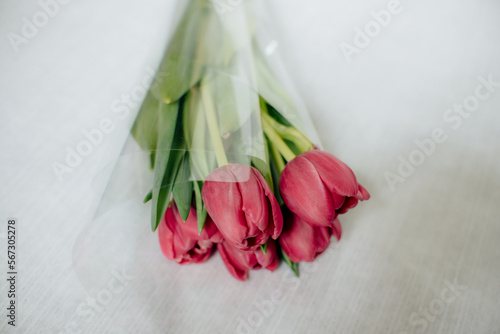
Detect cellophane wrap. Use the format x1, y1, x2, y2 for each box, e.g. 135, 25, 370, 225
72, 0, 320, 332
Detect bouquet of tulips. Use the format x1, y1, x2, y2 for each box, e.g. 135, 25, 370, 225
131, 0, 370, 281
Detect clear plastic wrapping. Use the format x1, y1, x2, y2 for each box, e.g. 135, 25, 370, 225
72, 0, 322, 331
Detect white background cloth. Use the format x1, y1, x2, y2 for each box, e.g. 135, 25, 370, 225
1, 0, 500, 333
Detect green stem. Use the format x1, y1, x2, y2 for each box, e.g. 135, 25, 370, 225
267, 135, 286, 174
201, 82, 228, 167
262, 112, 313, 154
260, 98, 295, 161
188, 88, 211, 178
261, 113, 296, 162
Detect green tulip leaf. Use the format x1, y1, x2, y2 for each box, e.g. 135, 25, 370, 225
266, 102, 292, 127
151, 0, 206, 104
265, 103, 313, 154
260, 242, 267, 255
281, 248, 299, 277
183, 87, 212, 180
251, 156, 273, 193
194, 180, 207, 235
143, 190, 153, 204
172, 152, 193, 222
151, 99, 185, 232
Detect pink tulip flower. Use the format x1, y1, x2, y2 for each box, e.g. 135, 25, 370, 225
279, 208, 340, 263
158, 202, 222, 264
279, 150, 370, 227
218, 240, 278, 281
202, 164, 283, 252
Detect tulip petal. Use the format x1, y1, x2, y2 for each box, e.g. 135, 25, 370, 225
316, 226, 332, 255
280, 155, 335, 227
158, 205, 215, 264
177, 243, 213, 264
337, 196, 359, 215
169, 208, 197, 260
203, 164, 282, 252
279, 210, 332, 262
255, 240, 278, 271
217, 242, 250, 281
203, 167, 249, 247
230, 164, 268, 238
332, 193, 345, 210
251, 167, 283, 239
331, 218, 342, 241
158, 207, 177, 261
355, 184, 371, 200
173, 204, 223, 243
303, 150, 359, 197
172, 204, 198, 239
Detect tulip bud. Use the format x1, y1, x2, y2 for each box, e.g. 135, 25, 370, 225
158, 202, 222, 264
218, 240, 278, 281
279, 208, 336, 263
279, 150, 370, 227
202, 163, 283, 252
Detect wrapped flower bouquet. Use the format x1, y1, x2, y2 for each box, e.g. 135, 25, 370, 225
131, 0, 370, 281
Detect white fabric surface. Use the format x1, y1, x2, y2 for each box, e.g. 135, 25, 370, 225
1, 0, 500, 333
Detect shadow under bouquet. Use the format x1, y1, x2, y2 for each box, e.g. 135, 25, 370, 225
132, 0, 370, 281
